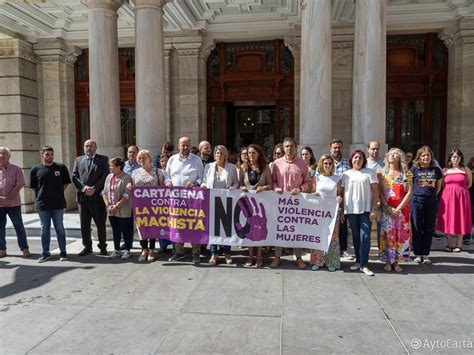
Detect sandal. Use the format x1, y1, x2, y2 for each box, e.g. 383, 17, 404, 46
453, 247, 462, 253
255, 257, 263, 268
244, 257, 255, 267
393, 264, 403, 272
384, 264, 392, 272
444, 246, 453, 252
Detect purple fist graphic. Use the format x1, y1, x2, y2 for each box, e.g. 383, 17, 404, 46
234, 195, 268, 241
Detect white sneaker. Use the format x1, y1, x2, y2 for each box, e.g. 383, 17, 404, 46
413, 256, 422, 264
349, 263, 360, 271
422, 256, 432, 265
109, 250, 122, 259
121, 250, 131, 260
361, 267, 374, 276
341, 251, 354, 260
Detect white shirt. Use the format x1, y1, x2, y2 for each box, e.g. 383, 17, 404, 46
316, 174, 340, 198
164, 153, 204, 187
341, 168, 378, 214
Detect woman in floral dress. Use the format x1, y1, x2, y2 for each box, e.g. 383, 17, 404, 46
378, 148, 413, 272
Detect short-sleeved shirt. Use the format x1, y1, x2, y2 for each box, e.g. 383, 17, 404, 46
165, 153, 204, 187
367, 158, 384, 173
316, 174, 340, 198
410, 166, 442, 197
0, 163, 25, 207
124, 160, 140, 175
341, 168, 378, 214
272, 157, 310, 192
334, 158, 350, 177
30, 163, 71, 210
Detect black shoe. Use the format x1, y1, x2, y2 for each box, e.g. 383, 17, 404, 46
120, 243, 126, 250
99, 248, 108, 256
78, 248, 92, 257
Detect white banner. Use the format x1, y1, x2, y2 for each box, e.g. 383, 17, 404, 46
209, 190, 338, 251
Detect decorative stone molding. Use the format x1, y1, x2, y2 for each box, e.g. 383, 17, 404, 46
0, 39, 36, 62
332, 47, 353, 71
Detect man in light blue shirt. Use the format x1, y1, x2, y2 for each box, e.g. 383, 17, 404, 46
165, 136, 204, 264
123, 145, 140, 175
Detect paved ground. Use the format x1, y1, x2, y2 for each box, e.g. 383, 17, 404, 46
1, 214, 473, 354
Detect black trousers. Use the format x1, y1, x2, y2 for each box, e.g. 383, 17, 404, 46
109, 216, 133, 251
411, 195, 437, 256
78, 200, 107, 250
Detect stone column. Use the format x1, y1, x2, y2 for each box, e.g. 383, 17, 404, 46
299, 0, 332, 158
135, 0, 167, 154
443, 19, 474, 160
171, 36, 206, 146
34, 39, 81, 210
86, 0, 123, 158
351, 0, 386, 152
0, 38, 39, 212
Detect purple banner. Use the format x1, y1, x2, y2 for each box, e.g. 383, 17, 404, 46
130, 186, 210, 244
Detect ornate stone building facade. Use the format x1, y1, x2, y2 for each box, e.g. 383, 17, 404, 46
0, 0, 472, 211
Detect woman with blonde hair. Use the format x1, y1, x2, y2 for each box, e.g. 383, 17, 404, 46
310, 154, 343, 271
378, 148, 413, 272
128, 149, 164, 262
201, 145, 241, 265
410, 145, 442, 264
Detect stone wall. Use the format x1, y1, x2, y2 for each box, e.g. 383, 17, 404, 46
446, 18, 474, 161
34, 39, 80, 210
0, 38, 39, 212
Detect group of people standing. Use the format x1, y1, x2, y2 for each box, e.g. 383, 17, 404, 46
0, 137, 472, 277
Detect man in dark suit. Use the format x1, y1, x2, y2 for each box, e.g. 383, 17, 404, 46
72, 139, 109, 256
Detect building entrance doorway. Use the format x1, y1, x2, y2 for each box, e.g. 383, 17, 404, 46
227, 103, 277, 158
386, 33, 447, 162
207, 40, 294, 157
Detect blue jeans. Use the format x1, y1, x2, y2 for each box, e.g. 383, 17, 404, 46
210, 244, 231, 256
38, 209, 67, 257
159, 239, 173, 250
0, 206, 28, 251
346, 212, 372, 268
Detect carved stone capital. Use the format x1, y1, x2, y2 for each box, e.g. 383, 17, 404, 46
439, 30, 455, 48
66, 46, 82, 65
300, 0, 308, 11
199, 37, 216, 60
284, 35, 300, 55
134, 0, 168, 10
86, 0, 123, 12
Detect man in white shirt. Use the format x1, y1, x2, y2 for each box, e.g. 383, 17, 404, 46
165, 136, 204, 263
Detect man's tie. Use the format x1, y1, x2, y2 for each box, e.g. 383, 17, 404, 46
87, 158, 93, 171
